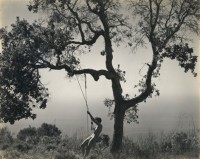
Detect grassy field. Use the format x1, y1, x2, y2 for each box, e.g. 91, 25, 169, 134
0, 124, 199, 159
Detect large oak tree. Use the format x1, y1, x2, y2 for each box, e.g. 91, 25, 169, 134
0, 0, 199, 154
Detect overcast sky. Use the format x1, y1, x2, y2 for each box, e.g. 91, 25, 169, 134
0, 0, 199, 138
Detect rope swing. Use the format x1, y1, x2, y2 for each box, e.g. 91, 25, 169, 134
75, 74, 90, 134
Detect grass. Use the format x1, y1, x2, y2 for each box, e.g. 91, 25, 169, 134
0, 125, 199, 159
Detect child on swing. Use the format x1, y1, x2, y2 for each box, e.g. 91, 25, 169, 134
80, 110, 102, 158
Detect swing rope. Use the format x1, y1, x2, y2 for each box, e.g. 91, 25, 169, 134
75, 74, 89, 134
84, 74, 88, 108
75, 74, 89, 110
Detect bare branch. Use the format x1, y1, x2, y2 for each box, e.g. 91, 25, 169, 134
164, 0, 176, 28
124, 55, 157, 109
32, 56, 111, 81
66, 3, 86, 42
149, 0, 153, 29
65, 30, 104, 45
73, 69, 112, 81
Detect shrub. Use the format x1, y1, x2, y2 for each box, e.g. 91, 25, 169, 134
14, 142, 33, 152
37, 123, 61, 138
0, 127, 13, 148
172, 132, 192, 154
1, 144, 10, 150
161, 141, 172, 153
17, 126, 38, 144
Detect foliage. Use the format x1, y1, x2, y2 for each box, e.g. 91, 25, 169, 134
0, 127, 13, 146
14, 142, 33, 152
0, 0, 126, 124
121, 130, 200, 159
16, 123, 62, 146
0, 0, 199, 153
128, 0, 199, 104
130, 0, 200, 49
17, 126, 38, 143
0, 125, 199, 159
0, 0, 198, 124
37, 123, 62, 138
0, 19, 49, 124
162, 44, 197, 76
171, 131, 199, 154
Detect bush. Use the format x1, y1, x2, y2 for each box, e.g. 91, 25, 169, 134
37, 123, 62, 138
1, 144, 10, 150
17, 126, 38, 144
172, 132, 191, 154
14, 142, 33, 152
1, 124, 199, 159
161, 141, 172, 153
0, 127, 13, 148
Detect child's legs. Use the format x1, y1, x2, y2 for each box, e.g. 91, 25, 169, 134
81, 136, 91, 155
85, 137, 96, 157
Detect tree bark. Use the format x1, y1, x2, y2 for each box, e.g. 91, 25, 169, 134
110, 104, 125, 155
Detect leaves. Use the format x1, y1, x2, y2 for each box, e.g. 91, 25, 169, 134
162, 43, 198, 76
0, 19, 49, 124
129, 0, 200, 50
115, 65, 126, 82
125, 105, 139, 124
0, 0, 199, 126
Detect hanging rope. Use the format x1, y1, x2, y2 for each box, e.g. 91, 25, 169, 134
84, 74, 88, 107
75, 74, 89, 134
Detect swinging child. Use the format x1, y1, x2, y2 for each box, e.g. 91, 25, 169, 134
80, 111, 102, 158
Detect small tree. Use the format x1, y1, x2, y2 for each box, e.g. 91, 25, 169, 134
0, 127, 13, 146
37, 123, 62, 138
0, 0, 199, 154
17, 126, 38, 144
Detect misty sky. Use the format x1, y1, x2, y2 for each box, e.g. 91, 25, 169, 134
0, 0, 199, 138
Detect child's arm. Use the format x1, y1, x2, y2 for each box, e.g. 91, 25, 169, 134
87, 111, 99, 125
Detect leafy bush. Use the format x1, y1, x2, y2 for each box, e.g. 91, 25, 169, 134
172, 132, 190, 153
171, 131, 200, 156
0, 127, 13, 148
0, 124, 199, 159
14, 142, 33, 152
37, 123, 61, 138
17, 126, 38, 144
161, 141, 172, 153
1, 144, 10, 150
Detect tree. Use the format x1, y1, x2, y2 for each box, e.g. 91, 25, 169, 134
0, 0, 199, 154
17, 126, 38, 144
16, 123, 61, 144
37, 123, 62, 138
0, 127, 13, 146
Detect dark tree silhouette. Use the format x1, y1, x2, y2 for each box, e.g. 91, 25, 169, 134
16, 123, 61, 144
0, 127, 13, 145
0, 0, 199, 154
37, 123, 62, 138
17, 126, 38, 143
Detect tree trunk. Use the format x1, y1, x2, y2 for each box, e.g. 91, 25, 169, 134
110, 105, 125, 155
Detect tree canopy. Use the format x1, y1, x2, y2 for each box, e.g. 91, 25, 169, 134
0, 0, 199, 153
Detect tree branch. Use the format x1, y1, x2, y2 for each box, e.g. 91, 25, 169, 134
164, 0, 175, 29
32, 57, 111, 81
86, 0, 98, 14
65, 30, 104, 46
48, 1, 103, 48
149, 0, 153, 30
73, 69, 112, 81
149, 0, 161, 40
124, 54, 157, 109
66, 3, 85, 42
